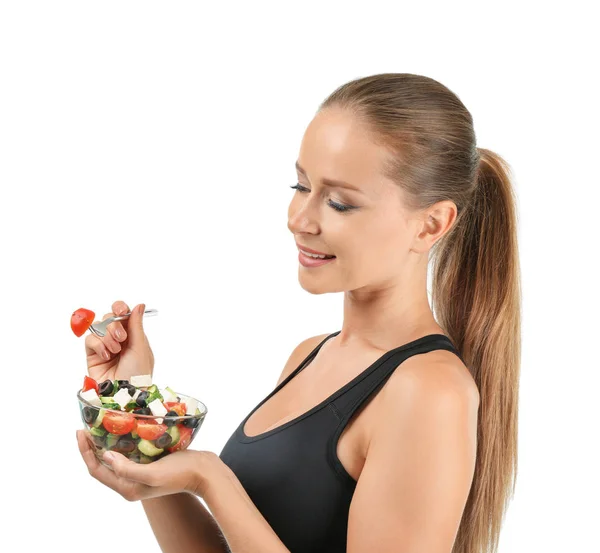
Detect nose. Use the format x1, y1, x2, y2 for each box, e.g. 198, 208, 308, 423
287, 197, 319, 235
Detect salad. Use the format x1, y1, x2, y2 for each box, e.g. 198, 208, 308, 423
78, 374, 205, 463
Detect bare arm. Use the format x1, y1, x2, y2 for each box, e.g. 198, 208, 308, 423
346, 357, 479, 552
199, 455, 290, 553
141, 494, 229, 553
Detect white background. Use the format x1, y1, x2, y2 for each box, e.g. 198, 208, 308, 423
1, 1, 598, 552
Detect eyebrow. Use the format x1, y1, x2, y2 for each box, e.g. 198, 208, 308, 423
295, 161, 365, 194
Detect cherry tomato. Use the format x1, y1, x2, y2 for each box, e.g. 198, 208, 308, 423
164, 402, 187, 417
71, 308, 96, 337
82, 376, 99, 394
136, 421, 168, 441
167, 425, 193, 452
102, 412, 136, 435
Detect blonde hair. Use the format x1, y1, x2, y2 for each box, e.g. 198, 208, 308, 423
320, 73, 521, 553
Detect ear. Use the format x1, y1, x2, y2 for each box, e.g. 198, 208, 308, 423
412, 200, 457, 253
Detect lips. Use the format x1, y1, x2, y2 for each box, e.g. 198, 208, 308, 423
296, 243, 335, 257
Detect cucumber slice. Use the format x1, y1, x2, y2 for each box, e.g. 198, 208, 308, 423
100, 396, 116, 404
124, 400, 138, 411
166, 425, 180, 447
93, 408, 106, 428
90, 426, 107, 437
106, 433, 121, 449
195, 407, 201, 415
164, 386, 178, 401
145, 384, 164, 403
138, 439, 164, 457
131, 428, 139, 439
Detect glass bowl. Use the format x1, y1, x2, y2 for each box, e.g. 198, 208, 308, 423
77, 389, 208, 467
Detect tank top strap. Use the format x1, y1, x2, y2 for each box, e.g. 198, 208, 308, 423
269, 331, 340, 395
328, 334, 463, 422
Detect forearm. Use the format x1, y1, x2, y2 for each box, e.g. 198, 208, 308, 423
201, 456, 290, 553
142, 493, 229, 553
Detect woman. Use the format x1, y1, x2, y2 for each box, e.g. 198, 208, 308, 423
77, 73, 521, 553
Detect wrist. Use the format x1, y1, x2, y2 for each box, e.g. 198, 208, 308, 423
190, 451, 227, 499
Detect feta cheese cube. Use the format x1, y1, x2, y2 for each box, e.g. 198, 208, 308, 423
81, 388, 102, 408
131, 374, 153, 387
162, 387, 178, 403
185, 397, 199, 415
113, 387, 133, 409
149, 398, 168, 417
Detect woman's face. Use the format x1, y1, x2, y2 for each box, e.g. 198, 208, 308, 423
287, 107, 425, 294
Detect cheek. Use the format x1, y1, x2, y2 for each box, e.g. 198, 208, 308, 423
353, 224, 407, 270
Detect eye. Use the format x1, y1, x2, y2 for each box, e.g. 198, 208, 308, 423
289, 183, 356, 213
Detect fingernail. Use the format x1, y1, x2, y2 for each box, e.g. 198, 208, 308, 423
138, 304, 145, 316
116, 329, 125, 339
103, 451, 115, 462
102, 350, 110, 360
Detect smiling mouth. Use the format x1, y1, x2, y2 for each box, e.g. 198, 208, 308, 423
298, 249, 336, 260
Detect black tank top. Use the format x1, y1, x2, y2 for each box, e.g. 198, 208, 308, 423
218, 331, 464, 553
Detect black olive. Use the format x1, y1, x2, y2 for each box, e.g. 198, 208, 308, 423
83, 406, 99, 424
133, 407, 151, 416
126, 384, 136, 396
164, 410, 179, 427
155, 433, 173, 449
136, 391, 150, 407
182, 416, 200, 429
91, 435, 105, 448
114, 438, 137, 454
98, 379, 114, 396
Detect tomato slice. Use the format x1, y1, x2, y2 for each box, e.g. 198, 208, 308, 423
136, 421, 168, 441
82, 376, 99, 394
71, 308, 96, 337
102, 412, 136, 435
167, 425, 193, 452
164, 402, 187, 417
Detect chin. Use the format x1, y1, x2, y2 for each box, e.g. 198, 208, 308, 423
298, 277, 346, 295
299, 282, 328, 295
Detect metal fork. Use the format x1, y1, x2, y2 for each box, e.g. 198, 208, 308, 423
89, 309, 158, 337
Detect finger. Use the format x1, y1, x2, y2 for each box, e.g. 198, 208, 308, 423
99, 313, 122, 354
112, 300, 130, 317
109, 301, 129, 342
85, 333, 113, 362
104, 451, 160, 487
111, 301, 130, 339
76, 430, 127, 491
127, 303, 147, 348
78, 431, 155, 502
107, 319, 127, 343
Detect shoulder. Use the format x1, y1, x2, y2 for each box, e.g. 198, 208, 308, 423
375, 349, 480, 441
275, 333, 333, 387
388, 348, 478, 403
